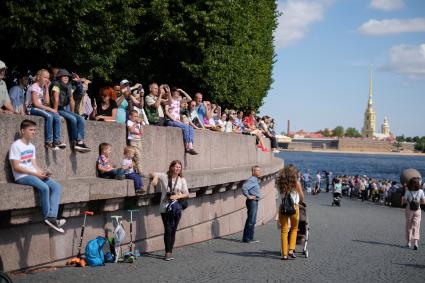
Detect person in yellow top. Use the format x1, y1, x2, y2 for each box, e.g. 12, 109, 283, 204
275, 164, 304, 260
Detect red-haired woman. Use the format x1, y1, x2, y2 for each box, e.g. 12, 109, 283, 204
150, 160, 189, 261
91, 87, 117, 122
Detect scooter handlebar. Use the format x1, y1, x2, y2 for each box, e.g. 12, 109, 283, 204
84, 211, 94, 216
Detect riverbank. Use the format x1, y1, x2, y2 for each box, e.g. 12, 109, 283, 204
282, 149, 425, 157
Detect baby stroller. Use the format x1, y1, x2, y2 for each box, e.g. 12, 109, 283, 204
332, 192, 342, 207
296, 202, 309, 258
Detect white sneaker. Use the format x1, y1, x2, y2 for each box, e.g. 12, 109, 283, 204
273, 149, 280, 153
57, 218, 67, 227
407, 242, 411, 248
44, 218, 65, 233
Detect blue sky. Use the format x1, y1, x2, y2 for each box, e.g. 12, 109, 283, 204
260, 0, 425, 137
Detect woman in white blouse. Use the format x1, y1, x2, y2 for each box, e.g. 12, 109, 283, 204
275, 164, 304, 260
150, 160, 189, 261
401, 177, 425, 250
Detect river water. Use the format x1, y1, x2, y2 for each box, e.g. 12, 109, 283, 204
276, 151, 425, 182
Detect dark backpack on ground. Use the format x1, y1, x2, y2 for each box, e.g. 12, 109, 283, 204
409, 191, 420, 211
280, 192, 296, 216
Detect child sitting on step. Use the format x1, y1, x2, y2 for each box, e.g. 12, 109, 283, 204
122, 146, 145, 194
97, 143, 125, 180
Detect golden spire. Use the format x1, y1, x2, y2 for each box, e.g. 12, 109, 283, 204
368, 67, 373, 105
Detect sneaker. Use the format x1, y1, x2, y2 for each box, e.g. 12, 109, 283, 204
414, 245, 418, 250
53, 141, 67, 149
164, 253, 174, 261
45, 142, 60, 151
74, 141, 91, 153
273, 149, 280, 153
249, 239, 260, 243
135, 188, 146, 195
44, 218, 65, 233
115, 175, 126, 180
56, 218, 67, 227
262, 148, 270, 153
407, 242, 411, 248
185, 149, 198, 155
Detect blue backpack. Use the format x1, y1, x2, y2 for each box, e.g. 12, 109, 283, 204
85, 236, 106, 266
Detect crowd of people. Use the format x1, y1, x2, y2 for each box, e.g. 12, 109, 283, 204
1, 59, 280, 250
0, 60, 280, 155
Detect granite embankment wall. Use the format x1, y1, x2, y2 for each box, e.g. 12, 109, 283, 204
338, 138, 393, 152
0, 115, 283, 272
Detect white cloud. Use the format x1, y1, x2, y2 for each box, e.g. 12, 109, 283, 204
274, 0, 331, 49
382, 43, 425, 77
370, 0, 404, 11
359, 18, 425, 35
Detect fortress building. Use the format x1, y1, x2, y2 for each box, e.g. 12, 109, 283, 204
362, 70, 376, 138
381, 116, 390, 136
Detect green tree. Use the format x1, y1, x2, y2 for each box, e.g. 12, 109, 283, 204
320, 128, 332, 137
345, 127, 361, 138
332, 126, 344, 138
0, 0, 144, 81
0, 0, 278, 109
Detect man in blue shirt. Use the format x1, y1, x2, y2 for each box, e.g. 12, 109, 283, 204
242, 165, 261, 243
194, 92, 206, 126
9, 72, 29, 115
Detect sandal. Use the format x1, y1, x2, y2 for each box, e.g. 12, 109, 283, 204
288, 251, 297, 258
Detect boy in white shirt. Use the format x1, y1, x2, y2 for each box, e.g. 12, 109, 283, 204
9, 119, 66, 233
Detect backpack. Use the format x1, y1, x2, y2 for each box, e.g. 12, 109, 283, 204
409, 191, 420, 211
280, 192, 296, 216
85, 236, 106, 266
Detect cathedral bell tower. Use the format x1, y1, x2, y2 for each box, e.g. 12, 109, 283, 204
362, 69, 376, 138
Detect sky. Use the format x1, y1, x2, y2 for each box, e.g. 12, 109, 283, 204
260, 0, 425, 137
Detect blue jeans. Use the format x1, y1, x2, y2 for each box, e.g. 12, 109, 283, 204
167, 120, 194, 143
58, 109, 85, 141
16, 175, 62, 219
99, 168, 126, 178
243, 199, 258, 242
29, 107, 62, 143
126, 172, 143, 191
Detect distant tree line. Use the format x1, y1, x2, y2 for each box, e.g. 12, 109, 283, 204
320, 126, 362, 138
396, 135, 425, 153
0, 0, 278, 110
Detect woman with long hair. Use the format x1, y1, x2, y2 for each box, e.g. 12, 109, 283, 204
150, 160, 189, 261
402, 177, 425, 250
275, 164, 304, 260
91, 87, 117, 122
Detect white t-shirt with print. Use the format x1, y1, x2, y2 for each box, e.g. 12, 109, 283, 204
25, 83, 45, 107
121, 158, 134, 174
127, 120, 142, 140
156, 172, 189, 213
9, 139, 37, 181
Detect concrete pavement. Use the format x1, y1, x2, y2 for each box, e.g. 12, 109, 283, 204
11, 193, 424, 282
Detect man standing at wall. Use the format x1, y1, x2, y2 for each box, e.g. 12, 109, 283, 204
0, 60, 15, 114
242, 165, 261, 243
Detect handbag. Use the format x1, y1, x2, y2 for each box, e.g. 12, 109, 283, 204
280, 192, 296, 215
168, 177, 189, 211
409, 191, 420, 211
144, 104, 160, 125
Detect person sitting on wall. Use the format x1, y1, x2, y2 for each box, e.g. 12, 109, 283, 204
50, 69, 91, 152
144, 83, 168, 126
0, 60, 15, 114
10, 119, 66, 233
194, 92, 207, 126
164, 87, 198, 155
97, 142, 125, 180
187, 100, 205, 130
25, 69, 66, 150
91, 87, 118, 122
8, 71, 29, 115
243, 110, 269, 152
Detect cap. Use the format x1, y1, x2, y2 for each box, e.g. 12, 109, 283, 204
120, 79, 129, 86
56, 69, 71, 78
0, 60, 6, 69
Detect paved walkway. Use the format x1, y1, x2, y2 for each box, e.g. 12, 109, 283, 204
11, 193, 424, 282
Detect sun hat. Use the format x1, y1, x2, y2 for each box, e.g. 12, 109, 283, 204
56, 69, 71, 78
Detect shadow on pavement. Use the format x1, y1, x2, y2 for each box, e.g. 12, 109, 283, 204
215, 237, 244, 243
392, 262, 425, 269
215, 250, 281, 259
352, 239, 405, 249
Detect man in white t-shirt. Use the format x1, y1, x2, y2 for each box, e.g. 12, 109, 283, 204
9, 119, 65, 233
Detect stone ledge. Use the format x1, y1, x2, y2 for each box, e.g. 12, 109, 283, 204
0, 160, 282, 213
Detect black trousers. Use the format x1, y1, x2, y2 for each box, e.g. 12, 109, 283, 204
161, 212, 181, 253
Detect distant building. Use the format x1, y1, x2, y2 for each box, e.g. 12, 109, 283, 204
362, 70, 376, 138
381, 116, 390, 136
